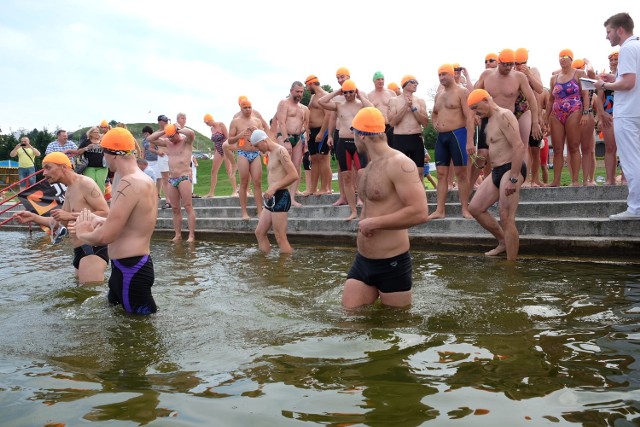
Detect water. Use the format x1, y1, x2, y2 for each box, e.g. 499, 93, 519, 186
1, 230, 640, 426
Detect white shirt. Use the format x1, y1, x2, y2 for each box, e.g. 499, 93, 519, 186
614, 35, 640, 118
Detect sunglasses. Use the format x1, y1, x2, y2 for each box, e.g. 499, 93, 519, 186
485, 59, 496, 64
515, 62, 527, 66
500, 62, 514, 67
559, 55, 572, 60
454, 68, 462, 72
343, 90, 355, 95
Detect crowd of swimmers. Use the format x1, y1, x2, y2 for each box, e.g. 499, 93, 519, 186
10, 12, 639, 314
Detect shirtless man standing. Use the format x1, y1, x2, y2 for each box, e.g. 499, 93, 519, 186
467, 90, 526, 261
342, 107, 429, 308
147, 123, 196, 242
329, 67, 351, 207
305, 75, 331, 195
368, 71, 397, 145
388, 74, 430, 178
276, 81, 310, 207
14, 152, 110, 284
474, 49, 542, 176
319, 79, 373, 220
74, 128, 159, 314
250, 130, 299, 254
429, 64, 475, 219
228, 98, 265, 220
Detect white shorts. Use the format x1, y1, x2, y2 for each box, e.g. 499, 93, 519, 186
157, 154, 170, 173
147, 160, 160, 180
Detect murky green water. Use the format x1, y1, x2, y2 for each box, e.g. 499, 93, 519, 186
1, 230, 639, 426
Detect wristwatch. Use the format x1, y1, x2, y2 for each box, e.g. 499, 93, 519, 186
509, 176, 519, 184
411, 107, 418, 113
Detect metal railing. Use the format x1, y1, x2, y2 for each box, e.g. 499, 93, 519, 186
0, 169, 44, 227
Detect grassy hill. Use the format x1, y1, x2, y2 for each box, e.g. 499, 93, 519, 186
71, 123, 214, 155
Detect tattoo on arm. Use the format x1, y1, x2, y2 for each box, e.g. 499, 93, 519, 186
113, 179, 132, 202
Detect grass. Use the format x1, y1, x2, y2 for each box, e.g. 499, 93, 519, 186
190, 153, 611, 197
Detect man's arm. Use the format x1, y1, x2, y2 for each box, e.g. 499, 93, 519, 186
460, 90, 476, 155
147, 129, 168, 147
518, 73, 541, 139
387, 97, 405, 127
75, 177, 138, 246
318, 91, 340, 112
356, 90, 373, 108
413, 98, 430, 127
178, 127, 195, 144
359, 156, 429, 235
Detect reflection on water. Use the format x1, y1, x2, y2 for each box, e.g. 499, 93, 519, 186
1, 230, 640, 426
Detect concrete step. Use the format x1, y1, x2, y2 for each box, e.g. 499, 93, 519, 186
156, 199, 628, 220
183, 184, 630, 207
156, 213, 640, 238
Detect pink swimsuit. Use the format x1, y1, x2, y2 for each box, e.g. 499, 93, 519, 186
551, 72, 583, 125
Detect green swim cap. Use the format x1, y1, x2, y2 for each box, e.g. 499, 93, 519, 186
372, 71, 384, 81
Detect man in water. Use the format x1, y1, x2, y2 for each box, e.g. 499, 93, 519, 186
250, 129, 298, 254
147, 123, 197, 241
342, 107, 429, 308
467, 89, 526, 261
13, 152, 110, 284
74, 128, 158, 314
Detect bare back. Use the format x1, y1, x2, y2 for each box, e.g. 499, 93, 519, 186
61, 175, 109, 247
267, 145, 295, 189
107, 169, 158, 259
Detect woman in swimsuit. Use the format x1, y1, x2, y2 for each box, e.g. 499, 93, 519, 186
203, 114, 234, 197
545, 49, 591, 187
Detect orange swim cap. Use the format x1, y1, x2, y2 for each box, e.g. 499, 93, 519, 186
42, 152, 72, 169
341, 79, 357, 91
305, 75, 319, 85
499, 49, 515, 63
608, 50, 619, 59
401, 74, 418, 87
485, 52, 498, 61
572, 58, 585, 69
387, 82, 399, 91
351, 107, 385, 135
238, 95, 248, 106
438, 64, 454, 75
240, 99, 252, 108
515, 48, 528, 63
99, 120, 108, 127
559, 48, 573, 59
203, 113, 214, 123
164, 124, 178, 137
467, 89, 491, 106
101, 128, 136, 152
336, 67, 350, 77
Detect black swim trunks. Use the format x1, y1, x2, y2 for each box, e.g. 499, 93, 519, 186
308, 127, 329, 155
336, 138, 368, 172
72, 244, 109, 269
264, 189, 291, 213
347, 251, 412, 293
392, 133, 425, 168
491, 162, 527, 188
385, 124, 394, 147
108, 255, 157, 315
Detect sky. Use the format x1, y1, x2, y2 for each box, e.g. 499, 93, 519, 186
1, 0, 639, 142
